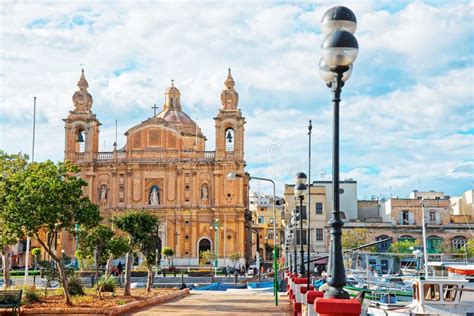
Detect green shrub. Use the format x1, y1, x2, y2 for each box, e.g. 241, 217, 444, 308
22, 286, 41, 305
10, 270, 41, 276
98, 277, 116, 293
68, 276, 85, 296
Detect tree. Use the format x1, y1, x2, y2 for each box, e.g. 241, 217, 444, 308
0, 158, 100, 305
113, 211, 160, 293
389, 239, 419, 253
342, 228, 375, 251
98, 236, 129, 298
0, 151, 29, 289
78, 224, 129, 297
465, 239, 474, 257
162, 247, 175, 267
229, 252, 241, 268
78, 225, 114, 284
0, 219, 19, 289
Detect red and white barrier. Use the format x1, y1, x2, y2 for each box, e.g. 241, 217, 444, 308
292, 278, 308, 316
299, 285, 314, 316
305, 291, 324, 316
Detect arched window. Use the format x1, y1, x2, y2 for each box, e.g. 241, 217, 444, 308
376, 235, 392, 252
225, 128, 234, 151
76, 129, 86, 153
399, 235, 415, 242
149, 185, 160, 206
427, 236, 443, 253
452, 236, 467, 250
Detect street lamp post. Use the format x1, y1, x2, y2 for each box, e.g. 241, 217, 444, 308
318, 5, 359, 299
210, 219, 220, 271
294, 172, 307, 276
227, 172, 279, 306
307, 120, 312, 289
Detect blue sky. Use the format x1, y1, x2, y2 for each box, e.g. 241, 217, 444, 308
0, 1, 473, 198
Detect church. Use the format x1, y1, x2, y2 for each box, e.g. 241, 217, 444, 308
63, 69, 250, 267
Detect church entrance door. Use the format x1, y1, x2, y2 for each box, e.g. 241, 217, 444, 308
198, 238, 211, 264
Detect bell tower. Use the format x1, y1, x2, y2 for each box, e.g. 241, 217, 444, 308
215, 69, 245, 161
63, 69, 100, 162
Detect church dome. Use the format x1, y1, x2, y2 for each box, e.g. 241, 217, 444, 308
156, 108, 195, 125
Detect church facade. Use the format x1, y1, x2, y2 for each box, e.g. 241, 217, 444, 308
63, 69, 249, 267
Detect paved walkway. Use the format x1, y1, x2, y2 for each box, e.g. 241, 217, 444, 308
128, 290, 291, 316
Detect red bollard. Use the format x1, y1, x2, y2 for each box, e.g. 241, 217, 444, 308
314, 298, 361, 316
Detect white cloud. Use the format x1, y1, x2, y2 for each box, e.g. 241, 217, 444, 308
1, 1, 472, 199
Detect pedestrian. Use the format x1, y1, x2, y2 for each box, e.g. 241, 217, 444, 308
241, 265, 245, 276
224, 266, 229, 277
233, 269, 239, 284
117, 261, 123, 276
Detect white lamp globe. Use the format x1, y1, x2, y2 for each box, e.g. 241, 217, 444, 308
318, 58, 353, 84
321, 30, 359, 68
321, 6, 357, 36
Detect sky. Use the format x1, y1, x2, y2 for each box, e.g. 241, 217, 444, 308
0, 0, 473, 199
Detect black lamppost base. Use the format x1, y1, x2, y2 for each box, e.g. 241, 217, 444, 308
324, 286, 350, 299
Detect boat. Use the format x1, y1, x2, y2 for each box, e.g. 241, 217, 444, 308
345, 284, 413, 302
193, 282, 246, 291
247, 280, 274, 291
343, 272, 414, 302
367, 276, 474, 315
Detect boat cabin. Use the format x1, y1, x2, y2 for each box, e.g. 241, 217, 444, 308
412, 278, 468, 306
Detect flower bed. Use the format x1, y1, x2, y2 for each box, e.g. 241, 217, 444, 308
19, 288, 189, 315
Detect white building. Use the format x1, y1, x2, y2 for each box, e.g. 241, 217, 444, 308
312, 179, 358, 221
451, 189, 474, 216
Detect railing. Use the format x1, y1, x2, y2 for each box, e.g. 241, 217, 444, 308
88, 150, 216, 162
95, 152, 114, 160
204, 151, 215, 159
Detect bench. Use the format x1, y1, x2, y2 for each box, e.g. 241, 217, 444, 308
0, 289, 22, 315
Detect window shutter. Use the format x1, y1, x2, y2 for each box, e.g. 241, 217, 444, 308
408, 212, 414, 225
435, 211, 441, 225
